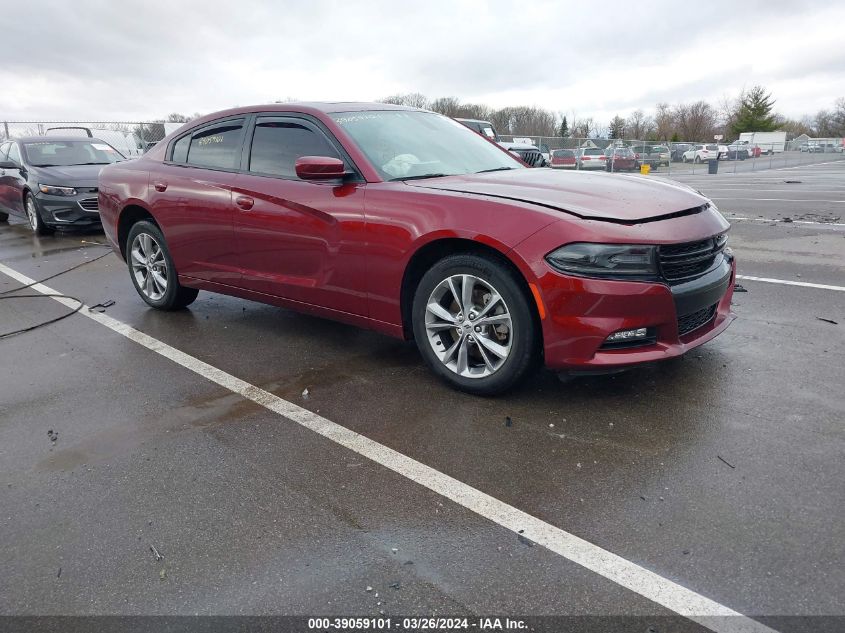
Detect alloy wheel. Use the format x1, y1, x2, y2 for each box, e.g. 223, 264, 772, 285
130, 233, 168, 301
424, 274, 513, 378
26, 197, 38, 232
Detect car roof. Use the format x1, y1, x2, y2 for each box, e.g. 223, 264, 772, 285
174, 102, 427, 132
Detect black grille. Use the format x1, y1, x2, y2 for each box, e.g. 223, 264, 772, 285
658, 236, 724, 284
515, 149, 543, 167
677, 303, 717, 336
78, 198, 99, 211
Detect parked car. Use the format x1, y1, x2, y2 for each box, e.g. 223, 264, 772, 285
574, 147, 607, 169
550, 149, 576, 169
724, 143, 749, 160
0, 136, 124, 234
631, 144, 669, 168
455, 119, 546, 167
682, 144, 720, 163
670, 143, 694, 162
45, 126, 143, 158
99, 103, 735, 395
605, 147, 639, 171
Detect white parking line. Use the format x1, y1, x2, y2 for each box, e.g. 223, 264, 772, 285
735, 275, 845, 292
0, 260, 778, 633
726, 216, 845, 227
711, 198, 845, 203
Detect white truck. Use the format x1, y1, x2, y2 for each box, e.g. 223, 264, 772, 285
738, 131, 787, 155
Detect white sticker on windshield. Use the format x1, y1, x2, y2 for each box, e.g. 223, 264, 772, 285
91, 143, 114, 151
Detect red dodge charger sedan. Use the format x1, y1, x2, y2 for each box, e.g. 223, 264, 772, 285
98, 103, 735, 394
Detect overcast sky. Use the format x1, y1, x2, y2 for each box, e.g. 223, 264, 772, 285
3, 0, 843, 123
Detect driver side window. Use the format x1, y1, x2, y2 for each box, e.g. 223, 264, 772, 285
248, 118, 341, 179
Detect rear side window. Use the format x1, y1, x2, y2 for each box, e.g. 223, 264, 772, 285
0, 142, 9, 159
173, 119, 245, 170
584, 148, 602, 156
706, 144, 718, 150
248, 119, 341, 178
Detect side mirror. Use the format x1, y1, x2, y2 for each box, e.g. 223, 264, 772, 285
295, 156, 348, 181
0, 160, 19, 170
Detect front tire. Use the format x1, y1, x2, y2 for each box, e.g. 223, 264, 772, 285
126, 220, 199, 310
411, 253, 539, 395
25, 193, 54, 236
694, 155, 701, 164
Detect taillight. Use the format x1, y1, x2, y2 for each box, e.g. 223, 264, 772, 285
582, 156, 590, 160
598, 155, 606, 160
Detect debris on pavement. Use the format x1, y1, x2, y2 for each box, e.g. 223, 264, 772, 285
47, 429, 58, 443
366, 586, 373, 592
504, 416, 512, 427
159, 568, 167, 581
717, 455, 736, 469
57, 567, 61, 578
88, 299, 115, 313
782, 217, 793, 223
150, 544, 164, 561
816, 317, 838, 325
733, 284, 748, 293
302, 388, 310, 400
390, 582, 401, 589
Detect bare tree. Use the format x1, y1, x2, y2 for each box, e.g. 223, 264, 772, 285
429, 97, 462, 118
653, 102, 675, 141
570, 117, 595, 139
379, 93, 430, 109
626, 109, 653, 140
674, 101, 717, 141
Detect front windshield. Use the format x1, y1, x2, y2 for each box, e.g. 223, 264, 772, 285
22, 140, 125, 167
330, 110, 523, 180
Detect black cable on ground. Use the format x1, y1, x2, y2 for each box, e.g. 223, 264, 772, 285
0, 242, 116, 338
0, 246, 113, 296
0, 294, 84, 339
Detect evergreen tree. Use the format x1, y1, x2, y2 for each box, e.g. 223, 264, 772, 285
608, 115, 626, 139
559, 116, 569, 138
731, 86, 778, 135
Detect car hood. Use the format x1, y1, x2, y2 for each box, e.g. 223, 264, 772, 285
407, 169, 709, 223
29, 164, 108, 188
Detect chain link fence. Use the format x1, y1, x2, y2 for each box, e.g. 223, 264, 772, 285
499, 134, 844, 175
1, 121, 177, 157
2, 120, 842, 174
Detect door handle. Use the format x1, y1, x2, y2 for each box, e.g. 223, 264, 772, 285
235, 195, 254, 210
153, 182, 167, 192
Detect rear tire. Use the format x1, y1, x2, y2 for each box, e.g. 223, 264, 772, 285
0, 211, 8, 222
694, 156, 701, 164
411, 253, 539, 395
25, 193, 54, 236
126, 220, 199, 310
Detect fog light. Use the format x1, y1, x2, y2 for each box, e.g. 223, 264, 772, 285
605, 327, 648, 343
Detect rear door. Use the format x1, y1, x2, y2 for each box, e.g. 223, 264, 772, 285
232, 115, 368, 316
150, 117, 246, 285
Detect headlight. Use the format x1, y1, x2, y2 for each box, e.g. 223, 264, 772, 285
39, 184, 77, 196
545, 243, 658, 279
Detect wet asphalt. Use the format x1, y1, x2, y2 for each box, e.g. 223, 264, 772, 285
0, 159, 843, 627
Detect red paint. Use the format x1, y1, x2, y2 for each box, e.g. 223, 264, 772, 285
99, 102, 735, 371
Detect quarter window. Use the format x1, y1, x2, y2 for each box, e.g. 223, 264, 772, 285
184, 119, 245, 170
171, 135, 190, 163
249, 119, 341, 178
0, 142, 9, 159
7, 143, 21, 164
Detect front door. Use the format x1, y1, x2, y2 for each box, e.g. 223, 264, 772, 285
232, 116, 367, 317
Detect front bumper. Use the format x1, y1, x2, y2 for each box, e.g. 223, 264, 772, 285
538, 256, 736, 371
35, 190, 101, 227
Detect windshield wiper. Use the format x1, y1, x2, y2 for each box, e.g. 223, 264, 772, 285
391, 173, 450, 181
32, 164, 59, 167
75, 162, 111, 165
475, 167, 517, 174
